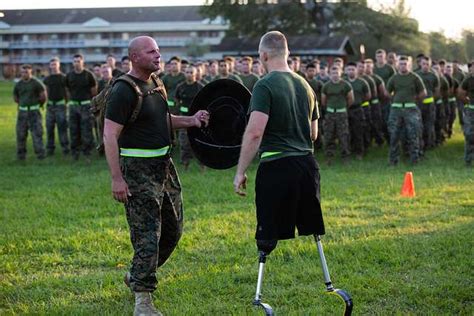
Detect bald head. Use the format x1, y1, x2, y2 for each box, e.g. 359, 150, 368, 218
258, 31, 288, 59
127, 36, 161, 75
128, 36, 155, 56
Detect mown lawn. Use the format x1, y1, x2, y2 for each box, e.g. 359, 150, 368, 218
0, 80, 473, 315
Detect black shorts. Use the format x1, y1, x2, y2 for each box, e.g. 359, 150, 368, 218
255, 153, 325, 240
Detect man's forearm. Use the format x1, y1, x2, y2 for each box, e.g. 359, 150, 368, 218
236, 131, 262, 175
104, 134, 122, 180
170, 114, 196, 129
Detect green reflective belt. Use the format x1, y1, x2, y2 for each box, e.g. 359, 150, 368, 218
371, 99, 379, 105
436, 99, 443, 105
465, 104, 474, 110
448, 97, 456, 102
70, 100, 91, 106
120, 146, 170, 158
392, 102, 417, 109
180, 106, 189, 113
362, 101, 370, 107
261, 151, 282, 159
422, 97, 434, 104
167, 100, 175, 107
326, 107, 347, 113
19, 104, 40, 111
48, 99, 66, 106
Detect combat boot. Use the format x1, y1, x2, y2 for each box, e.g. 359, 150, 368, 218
134, 292, 162, 316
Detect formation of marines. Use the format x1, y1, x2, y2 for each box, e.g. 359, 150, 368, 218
12, 49, 474, 167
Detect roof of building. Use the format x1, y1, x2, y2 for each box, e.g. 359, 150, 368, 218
213, 35, 355, 56
0, 6, 204, 25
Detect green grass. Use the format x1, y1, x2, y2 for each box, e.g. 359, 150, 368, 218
0, 79, 473, 315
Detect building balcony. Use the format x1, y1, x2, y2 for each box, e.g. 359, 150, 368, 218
9, 40, 86, 49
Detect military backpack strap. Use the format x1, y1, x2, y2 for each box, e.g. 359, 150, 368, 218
114, 74, 144, 124
149, 73, 174, 150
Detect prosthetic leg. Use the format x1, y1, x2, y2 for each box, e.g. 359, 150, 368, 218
315, 235, 353, 315
253, 240, 277, 316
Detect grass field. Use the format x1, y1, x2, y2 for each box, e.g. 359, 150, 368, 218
0, 79, 473, 315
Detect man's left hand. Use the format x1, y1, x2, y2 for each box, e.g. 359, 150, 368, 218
233, 172, 247, 196
193, 110, 210, 128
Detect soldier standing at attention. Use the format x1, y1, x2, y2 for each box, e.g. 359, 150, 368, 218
346, 62, 371, 159
374, 49, 396, 140
204, 60, 219, 82
415, 56, 440, 151
357, 60, 377, 149
215, 59, 243, 84
432, 62, 450, 145
316, 62, 330, 84
92, 63, 102, 81
387, 52, 398, 69
121, 56, 132, 73
43, 57, 69, 156
444, 63, 460, 138
107, 54, 124, 78
459, 61, 474, 167
13, 64, 47, 160
305, 62, 324, 150
239, 56, 260, 91
453, 60, 467, 127
321, 66, 354, 165
386, 56, 426, 165
97, 64, 113, 93
66, 53, 98, 161
162, 56, 186, 115
252, 59, 263, 77
175, 65, 205, 170
364, 58, 386, 146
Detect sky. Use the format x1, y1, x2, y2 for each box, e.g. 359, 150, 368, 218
0, 0, 472, 39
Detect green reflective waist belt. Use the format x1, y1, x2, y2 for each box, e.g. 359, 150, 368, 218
362, 101, 370, 107
392, 102, 417, 109
465, 104, 474, 110
371, 99, 379, 105
436, 99, 443, 105
180, 106, 189, 113
448, 97, 456, 102
120, 146, 170, 158
422, 97, 434, 104
70, 100, 91, 106
326, 107, 347, 113
48, 99, 66, 106
261, 151, 282, 159
167, 100, 175, 107
19, 104, 40, 111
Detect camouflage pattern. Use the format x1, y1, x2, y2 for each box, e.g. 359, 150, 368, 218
46, 104, 69, 155
69, 104, 94, 157
16, 110, 45, 160
362, 107, 372, 149
463, 108, 474, 164
120, 156, 183, 292
418, 102, 436, 150
447, 100, 457, 137
323, 112, 350, 158
434, 100, 447, 145
178, 130, 194, 167
348, 106, 366, 156
388, 107, 422, 164
370, 101, 385, 146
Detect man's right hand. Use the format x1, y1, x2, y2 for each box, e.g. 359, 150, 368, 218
112, 177, 131, 203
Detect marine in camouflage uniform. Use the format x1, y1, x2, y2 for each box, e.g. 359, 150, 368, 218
65, 54, 97, 160
415, 56, 440, 151
386, 56, 426, 165
43, 57, 69, 155
103, 35, 210, 316
365, 59, 386, 146
460, 62, 474, 166
346, 62, 371, 158
321, 66, 354, 163
374, 49, 396, 141
432, 63, 450, 146
214, 59, 244, 84
444, 64, 460, 138
162, 56, 186, 115
453, 62, 466, 127
13, 64, 47, 160
239, 56, 260, 92
305, 62, 324, 150
175, 66, 204, 169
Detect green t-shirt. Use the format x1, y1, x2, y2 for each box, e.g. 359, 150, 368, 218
105, 76, 170, 150
214, 74, 243, 84
239, 73, 260, 91
250, 71, 319, 162
316, 74, 330, 84
347, 77, 370, 105
162, 72, 186, 100
306, 77, 323, 104
374, 63, 396, 85
65, 69, 97, 101
175, 81, 204, 115
43, 73, 67, 101
386, 72, 426, 103
453, 69, 466, 84
445, 75, 459, 98
321, 80, 352, 109
461, 74, 474, 104
415, 70, 440, 97
439, 74, 449, 99
13, 77, 45, 106
362, 75, 377, 99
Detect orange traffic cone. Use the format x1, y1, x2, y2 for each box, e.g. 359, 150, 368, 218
400, 171, 416, 197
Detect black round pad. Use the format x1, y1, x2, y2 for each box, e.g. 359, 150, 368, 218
188, 79, 251, 169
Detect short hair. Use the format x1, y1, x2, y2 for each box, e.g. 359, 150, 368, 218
259, 31, 288, 58
181, 59, 189, 65
50, 57, 60, 63
93, 63, 101, 68
399, 56, 409, 61
312, 59, 320, 64
468, 61, 473, 68
438, 59, 446, 66
453, 60, 459, 64
333, 57, 343, 64
422, 56, 431, 62
241, 56, 253, 63
330, 65, 341, 72
364, 58, 374, 64
73, 54, 84, 60
121, 56, 130, 62
107, 54, 115, 59
218, 59, 228, 65
357, 60, 365, 65
101, 63, 111, 69
416, 53, 425, 59
209, 59, 218, 65
306, 63, 317, 69
253, 59, 261, 64
291, 56, 300, 62
169, 56, 181, 63
346, 61, 357, 67
375, 49, 386, 55
224, 56, 235, 62
21, 64, 32, 70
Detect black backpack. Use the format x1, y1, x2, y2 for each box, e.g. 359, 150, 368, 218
90, 73, 168, 154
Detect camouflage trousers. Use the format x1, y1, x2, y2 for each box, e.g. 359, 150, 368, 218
463, 107, 474, 164
370, 102, 385, 146
121, 156, 184, 292
434, 101, 447, 145
323, 112, 350, 158
46, 104, 69, 155
69, 104, 94, 156
314, 108, 325, 150
418, 102, 436, 150
388, 107, 422, 164
178, 130, 194, 166
16, 110, 45, 160
447, 100, 457, 137
362, 107, 372, 149
348, 106, 365, 155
